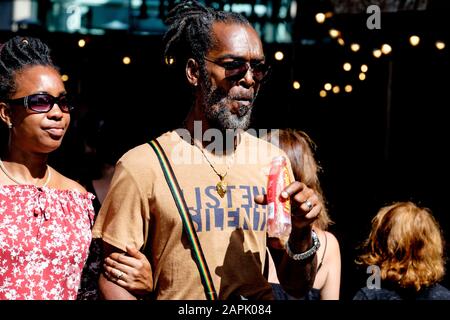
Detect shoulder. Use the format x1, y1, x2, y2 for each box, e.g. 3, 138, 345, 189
119, 143, 153, 165
242, 131, 294, 176
116, 142, 162, 179
425, 284, 450, 299
324, 231, 340, 253
353, 287, 371, 300
315, 229, 340, 262
243, 130, 286, 156
49, 167, 87, 193
118, 131, 180, 169
353, 287, 402, 300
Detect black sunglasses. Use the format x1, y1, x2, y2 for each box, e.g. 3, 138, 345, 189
204, 57, 271, 82
7, 93, 73, 113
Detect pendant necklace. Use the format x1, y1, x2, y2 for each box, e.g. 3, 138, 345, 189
190, 137, 235, 198
0, 158, 51, 188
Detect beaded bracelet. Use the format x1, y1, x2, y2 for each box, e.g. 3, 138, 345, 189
285, 230, 321, 261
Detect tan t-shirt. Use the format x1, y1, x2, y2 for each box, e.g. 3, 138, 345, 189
92, 130, 293, 299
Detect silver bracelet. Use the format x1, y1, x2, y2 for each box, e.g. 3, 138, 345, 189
285, 230, 321, 261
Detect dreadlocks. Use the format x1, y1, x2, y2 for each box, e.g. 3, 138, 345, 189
0, 36, 55, 101
163, 0, 250, 74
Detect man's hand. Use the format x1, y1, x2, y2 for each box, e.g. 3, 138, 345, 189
254, 181, 321, 231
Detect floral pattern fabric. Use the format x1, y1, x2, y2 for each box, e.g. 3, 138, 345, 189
0, 185, 94, 300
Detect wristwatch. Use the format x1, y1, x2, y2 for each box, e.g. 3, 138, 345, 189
285, 230, 321, 261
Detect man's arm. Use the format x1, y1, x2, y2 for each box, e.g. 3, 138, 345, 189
275, 226, 317, 298
257, 181, 321, 298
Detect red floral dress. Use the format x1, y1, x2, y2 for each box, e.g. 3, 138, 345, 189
0, 185, 95, 300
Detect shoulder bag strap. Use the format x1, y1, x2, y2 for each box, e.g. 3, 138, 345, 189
148, 139, 218, 300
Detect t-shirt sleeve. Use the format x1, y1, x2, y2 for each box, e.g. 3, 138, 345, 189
92, 157, 150, 251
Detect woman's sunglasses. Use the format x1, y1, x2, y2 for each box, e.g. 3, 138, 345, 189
204, 57, 271, 82
7, 93, 73, 113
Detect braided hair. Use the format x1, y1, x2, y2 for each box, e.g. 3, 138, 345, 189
163, 0, 250, 76
0, 36, 55, 101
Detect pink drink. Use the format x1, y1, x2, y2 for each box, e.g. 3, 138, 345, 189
267, 156, 292, 238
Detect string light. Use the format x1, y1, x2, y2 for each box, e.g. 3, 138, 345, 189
315, 13, 326, 24
274, 51, 284, 61
292, 81, 301, 90
329, 29, 340, 38
373, 49, 382, 58
435, 41, 446, 50
294, 10, 443, 98
350, 43, 360, 52
381, 44, 392, 55
410, 35, 420, 46
78, 39, 86, 48
61, 74, 69, 82
122, 56, 131, 65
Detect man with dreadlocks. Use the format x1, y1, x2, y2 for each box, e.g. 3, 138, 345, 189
93, 0, 321, 300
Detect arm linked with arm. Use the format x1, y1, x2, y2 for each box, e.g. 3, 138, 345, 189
98, 242, 138, 300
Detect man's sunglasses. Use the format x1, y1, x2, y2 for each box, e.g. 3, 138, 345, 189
204, 57, 271, 82
7, 93, 73, 113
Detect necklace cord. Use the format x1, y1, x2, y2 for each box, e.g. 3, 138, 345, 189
0, 158, 51, 188
189, 137, 234, 179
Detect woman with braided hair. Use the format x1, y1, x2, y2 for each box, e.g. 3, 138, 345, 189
0, 36, 95, 299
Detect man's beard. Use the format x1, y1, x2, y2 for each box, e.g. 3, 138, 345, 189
202, 78, 253, 131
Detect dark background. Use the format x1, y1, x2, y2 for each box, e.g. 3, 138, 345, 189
1, 0, 449, 300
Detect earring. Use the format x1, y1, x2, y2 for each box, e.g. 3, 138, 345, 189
7, 123, 12, 129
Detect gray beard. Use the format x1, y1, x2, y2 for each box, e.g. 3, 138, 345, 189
202, 80, 253, 131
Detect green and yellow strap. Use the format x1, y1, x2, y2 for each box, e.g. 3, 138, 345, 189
149, 139, 218, 300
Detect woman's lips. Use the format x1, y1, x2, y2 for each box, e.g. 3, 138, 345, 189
44, 127, 65, 138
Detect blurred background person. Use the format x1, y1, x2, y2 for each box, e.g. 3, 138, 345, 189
265, 129, 341, 300
354, 201, 450, 300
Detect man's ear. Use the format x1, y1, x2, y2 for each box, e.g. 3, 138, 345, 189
186, 58, 200, 87
0, 102, 12, 127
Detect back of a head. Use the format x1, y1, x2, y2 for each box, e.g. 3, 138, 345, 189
265, 128, 332, 229
358, 201, 445, 291
162, 0, 250, 78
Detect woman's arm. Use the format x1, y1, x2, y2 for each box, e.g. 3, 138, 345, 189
98, 242, 146, 300
103, 245, 153, 295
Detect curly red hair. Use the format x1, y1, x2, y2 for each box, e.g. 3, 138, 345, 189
357, 201, 446, 291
